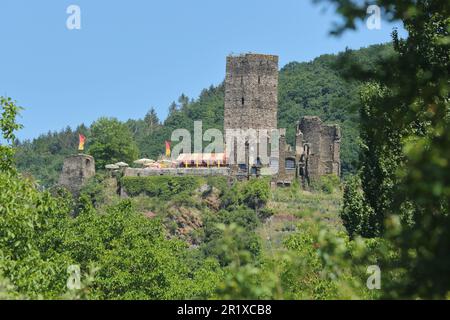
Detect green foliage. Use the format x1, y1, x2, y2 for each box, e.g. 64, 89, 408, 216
310, 174, 341, 194
0, 97, 23, 173
202, 208, 261, 267
205, 176, 228, 195
341, 175, 378, 238
122, 176, 201, 199
241, 179, 270, 211
88, 117, 139, 170
78, 173, 121, 210
61, 200, 216, 299
214, 224, 279, 300
222, 179, 270, 212
0, 168, 221, 299
281, 229, 340, 299
321, 0, 450, 298
0, 170, 73, 298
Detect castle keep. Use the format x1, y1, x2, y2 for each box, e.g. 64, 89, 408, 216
224, 54, 278, 131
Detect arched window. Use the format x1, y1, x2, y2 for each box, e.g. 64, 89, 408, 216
242, 97, 245, 106
285, 158, 296, 170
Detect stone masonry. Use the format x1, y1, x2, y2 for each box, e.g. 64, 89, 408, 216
223, 53, 340, 185
224, 54, 278, 174
276, 116, 341, 186
59, 154, 95, 195
296, 116, 341, 181
224, 53, 278, 132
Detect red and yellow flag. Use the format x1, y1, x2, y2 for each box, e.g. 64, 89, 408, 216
78, 134, 86, 151
165, 141, 171, 157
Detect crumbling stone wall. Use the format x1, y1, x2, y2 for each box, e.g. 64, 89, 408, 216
59, 154, 95, 195
297, 116, 341, 181
320, 124, 341, 176
277, 131, 298, 185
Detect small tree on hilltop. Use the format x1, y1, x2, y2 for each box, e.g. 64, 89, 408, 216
88, 117, 139, 169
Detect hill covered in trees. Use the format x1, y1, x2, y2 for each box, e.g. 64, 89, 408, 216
15, 43, 395, 187
3, 0, 449, 300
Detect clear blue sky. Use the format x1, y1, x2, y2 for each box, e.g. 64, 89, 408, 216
0, 0, 406, 140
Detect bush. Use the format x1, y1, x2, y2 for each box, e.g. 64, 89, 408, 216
122, 176, 202, 199
241, 179, 270, 211
202, 207, 261, 266
341, 175, 379, 238
221, 179, 270, 212
310, 174, 341, 194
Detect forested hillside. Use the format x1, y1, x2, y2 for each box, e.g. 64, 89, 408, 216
3, 0, 449, 301
15, 43, 395, 187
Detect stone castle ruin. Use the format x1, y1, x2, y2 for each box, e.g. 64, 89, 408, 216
59, 154, 95, 195
224, 53, 340, 185
59, 53, 340, 192
278, 116, 341, 186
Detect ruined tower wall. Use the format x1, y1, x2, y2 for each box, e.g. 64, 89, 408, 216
59, 154, 95, 195
299, 116, 322, 179
320, 125, 341, 176
298, 116, 341, 180
224, 54, 278, 132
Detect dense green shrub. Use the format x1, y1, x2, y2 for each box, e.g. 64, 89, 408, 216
205, 176, 228, 195
241, 179, 270, 211
0, 170, 74, 298
63, 200, 220, 299
202, 207, 261, 266
221, 179, 270, 211
341, 175, 378, 238
310, 174, 341, 194
0, 169, 221, 299
122, 176, 202, 199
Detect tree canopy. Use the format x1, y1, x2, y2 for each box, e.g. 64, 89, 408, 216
88, 117, 139, 169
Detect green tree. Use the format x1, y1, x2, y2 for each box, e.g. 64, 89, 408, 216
144, 107, 160, 134
341, 175, 377, 238
88, 117, 139, 169
0, 97, 23, 173
241, 179, 270, 215
318, 0, 450, 298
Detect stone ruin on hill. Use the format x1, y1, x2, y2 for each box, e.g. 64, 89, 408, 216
59, 53, 341, 194
58, 154, 95, 195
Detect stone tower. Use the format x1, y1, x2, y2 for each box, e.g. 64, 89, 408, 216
296, 116, 341, 182
224, 54, 279, 172
59, 154, 95, 195
224, 53, 278, 132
